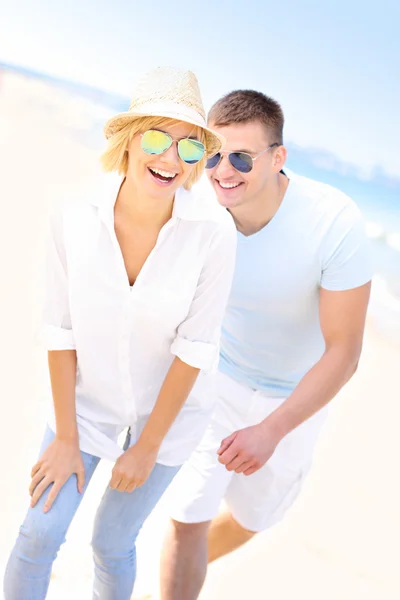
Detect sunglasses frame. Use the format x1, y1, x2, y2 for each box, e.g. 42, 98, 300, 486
140, 129, 206, 164
206, 143, 279, 173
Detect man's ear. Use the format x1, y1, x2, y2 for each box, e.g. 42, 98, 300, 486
273, 145, 287, 173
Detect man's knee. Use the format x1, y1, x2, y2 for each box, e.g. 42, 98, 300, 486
212, 510, 257, 544
228, 513, 257, 540
207, 510, 257, 563
169, 518, 211, 542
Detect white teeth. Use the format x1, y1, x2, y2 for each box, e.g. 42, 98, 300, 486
150, 167, 177, 178
219, 181, 241, 189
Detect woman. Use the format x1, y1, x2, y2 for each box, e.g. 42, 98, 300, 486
4, 66, 236, 599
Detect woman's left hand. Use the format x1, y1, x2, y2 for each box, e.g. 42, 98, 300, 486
110, 442, 158, 493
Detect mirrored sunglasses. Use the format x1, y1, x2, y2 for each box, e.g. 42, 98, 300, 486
140, 129, 206, 165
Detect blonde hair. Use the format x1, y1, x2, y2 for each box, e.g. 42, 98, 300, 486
100, 116, 207, 190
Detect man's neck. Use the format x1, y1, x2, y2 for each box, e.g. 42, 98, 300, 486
229, 172, 289, 237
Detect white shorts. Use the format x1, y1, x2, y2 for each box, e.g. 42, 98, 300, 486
169, 371, 327, 532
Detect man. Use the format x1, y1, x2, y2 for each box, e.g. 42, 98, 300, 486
159, 90, 372, 599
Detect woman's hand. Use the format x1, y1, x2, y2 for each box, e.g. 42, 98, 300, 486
110, 442, 158, 493
29, 437, 85, 512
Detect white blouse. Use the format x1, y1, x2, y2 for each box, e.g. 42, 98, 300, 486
39, 174, 236, 466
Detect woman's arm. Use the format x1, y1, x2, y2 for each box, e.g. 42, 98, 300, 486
30, 209, 85, 512
110, 358, 200, 492
110, 218, 237, 492
137, 357, 200, 452
48, 350, 79, 441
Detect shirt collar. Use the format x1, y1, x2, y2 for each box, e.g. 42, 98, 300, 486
88, 172, 214, 223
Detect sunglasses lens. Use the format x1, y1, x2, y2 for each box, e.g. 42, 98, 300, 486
205, 153, 221, 169
229, 152, 253, 173
178, 139, 205, 164
141, 130, 171, 155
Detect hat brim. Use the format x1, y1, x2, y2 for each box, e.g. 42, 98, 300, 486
103, 109, 224, 157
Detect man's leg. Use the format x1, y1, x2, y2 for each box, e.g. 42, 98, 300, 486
160, 519, 211, 600
160, 387, 326, 600
159, 511, 256, 600
160, 419, 235, 600
207, 509, 256, 563
160, 372, 255, 599
211, 402, 328, 561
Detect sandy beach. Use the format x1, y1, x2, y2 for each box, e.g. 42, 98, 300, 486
1, 69, 399, 599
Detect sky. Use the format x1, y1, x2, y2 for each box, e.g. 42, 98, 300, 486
1, 0, 399, 178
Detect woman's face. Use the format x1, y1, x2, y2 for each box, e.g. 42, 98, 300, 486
126, 119, 201, 200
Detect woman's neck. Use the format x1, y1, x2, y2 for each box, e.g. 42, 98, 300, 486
116, 176, 174, 229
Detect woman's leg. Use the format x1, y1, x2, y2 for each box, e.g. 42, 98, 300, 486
92, 462, 180, 600
3, 428, 100, 600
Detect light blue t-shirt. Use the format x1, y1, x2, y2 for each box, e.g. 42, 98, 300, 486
219, 170, 372, 396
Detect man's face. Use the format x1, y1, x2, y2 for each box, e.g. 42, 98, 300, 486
206, 121, 282, 209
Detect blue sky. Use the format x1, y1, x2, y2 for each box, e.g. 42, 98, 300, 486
1, 0, 399, 178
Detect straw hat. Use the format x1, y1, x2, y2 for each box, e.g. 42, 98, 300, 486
103, 66, 224, 157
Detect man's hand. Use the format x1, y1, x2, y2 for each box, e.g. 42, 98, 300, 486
217, 422, 280, 476
110, 442, 159, 493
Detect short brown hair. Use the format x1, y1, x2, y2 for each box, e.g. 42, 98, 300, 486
208, 90, 284, 145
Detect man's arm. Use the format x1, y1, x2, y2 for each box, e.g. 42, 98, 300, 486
218, 282, 371, 475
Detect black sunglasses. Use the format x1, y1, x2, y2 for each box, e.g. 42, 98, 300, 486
206, 143, 279, 173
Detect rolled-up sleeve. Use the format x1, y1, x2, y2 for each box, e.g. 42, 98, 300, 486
37, 208, 76, 350
171, 219, 237, 373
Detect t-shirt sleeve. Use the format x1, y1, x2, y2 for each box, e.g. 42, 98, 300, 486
320, 202, 373, 291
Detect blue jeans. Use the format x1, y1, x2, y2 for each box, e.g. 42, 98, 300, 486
4, 427, 179, 599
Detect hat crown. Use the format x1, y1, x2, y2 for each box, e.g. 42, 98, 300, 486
103, 66, 224, 157
129, 66, 206, 121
